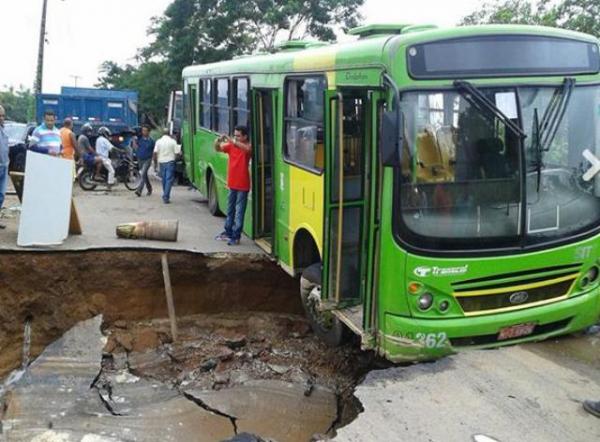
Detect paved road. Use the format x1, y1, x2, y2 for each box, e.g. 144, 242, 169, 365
336, 330, 600, 442
0, 176, 261, 254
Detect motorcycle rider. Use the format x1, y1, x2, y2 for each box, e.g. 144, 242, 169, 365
79, 123, 101, 169
95, 126, 116, 187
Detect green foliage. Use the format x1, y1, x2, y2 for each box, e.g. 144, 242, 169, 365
97, 61, 172, 127
0, 86, 35, 123
556, 0, 600, 38
97, 0, 364, 123
461, 0, 556, 27
461, 0, 600, 38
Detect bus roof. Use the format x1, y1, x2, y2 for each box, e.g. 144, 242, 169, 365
182, 24, 599, 78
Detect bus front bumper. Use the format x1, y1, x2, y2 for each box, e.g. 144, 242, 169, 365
379, 287, 600, 363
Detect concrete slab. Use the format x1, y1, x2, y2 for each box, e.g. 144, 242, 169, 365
0, 176, 261, 255
335, 344, 600, 442
1, 316, 235, 442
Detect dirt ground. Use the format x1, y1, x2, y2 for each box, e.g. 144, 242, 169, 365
0, 251, 300, 378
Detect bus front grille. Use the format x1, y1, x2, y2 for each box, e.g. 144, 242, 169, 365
453, 272, 579, 315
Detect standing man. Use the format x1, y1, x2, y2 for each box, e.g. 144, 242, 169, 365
59, 118, 77, 161
153, 129, 180, 204
214, 126, 252, 246
0, 105, 9, 227
135, 125, 155, 197
30, 110, 62, 156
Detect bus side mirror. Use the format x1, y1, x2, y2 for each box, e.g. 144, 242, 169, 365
381, 110, 404, 167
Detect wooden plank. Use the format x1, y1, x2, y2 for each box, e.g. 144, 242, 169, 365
161, 253, 178, 342
9, 171, 25, 202
69, 199, 82, 235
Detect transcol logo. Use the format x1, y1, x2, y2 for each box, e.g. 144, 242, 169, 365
413, 265, 469, 277
413, 266, 432, 277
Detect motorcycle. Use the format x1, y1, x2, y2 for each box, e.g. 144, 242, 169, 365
77, 146, 141, 191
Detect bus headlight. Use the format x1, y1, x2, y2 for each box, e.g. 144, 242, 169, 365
587, 266, 599, 283
581, 266, 599, 288
439, 300, 450, 312
418, 293, 434, 310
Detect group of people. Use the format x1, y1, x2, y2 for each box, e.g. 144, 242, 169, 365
0, 104, 182, 212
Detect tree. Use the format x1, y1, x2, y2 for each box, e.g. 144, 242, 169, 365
461, 0, 556, 27
555, 0, 600, 38
0, 86, 35, 123
97, 61, 173, 127
98, 0, 364, 123
461, 0, 600, 38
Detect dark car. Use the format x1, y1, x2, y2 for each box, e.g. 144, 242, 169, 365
4, 121, 34, 172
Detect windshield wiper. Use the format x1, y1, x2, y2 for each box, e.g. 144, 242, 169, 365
536, 77, 575, 153
454, 80, 527, 139
531, 108, 543, 191
531, 77, 575, 192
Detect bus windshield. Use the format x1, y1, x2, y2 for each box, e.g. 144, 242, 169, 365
396, 84, 600, 251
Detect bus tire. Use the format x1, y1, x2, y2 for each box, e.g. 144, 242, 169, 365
300, 263, 346, 347
208, 174, 222, 216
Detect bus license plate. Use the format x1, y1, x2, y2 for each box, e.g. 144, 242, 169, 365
498, 323, 536, 341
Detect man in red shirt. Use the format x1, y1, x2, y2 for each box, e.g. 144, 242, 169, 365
214, 126, 252, 245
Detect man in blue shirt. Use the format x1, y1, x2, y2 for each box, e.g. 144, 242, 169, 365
0, 105, 9, 221
134, 125, 155, 197
30, 110, 62, 156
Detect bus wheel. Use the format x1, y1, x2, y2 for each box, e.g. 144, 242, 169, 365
300, 263, 346, 347
208, 174, 222, 216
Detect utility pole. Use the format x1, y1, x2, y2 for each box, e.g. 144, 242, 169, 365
70, 75, 81, 87
34, 0, 48, 94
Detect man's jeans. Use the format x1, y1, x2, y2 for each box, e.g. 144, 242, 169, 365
224, 189, 249, 241
0, 164, 8, 209
136, 158, 153, 194
160, 161, 175, 202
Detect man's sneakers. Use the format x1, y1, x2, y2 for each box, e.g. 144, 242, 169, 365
583, 400, 600, 418
215, 232, 240, 245
215, 232, 230, 241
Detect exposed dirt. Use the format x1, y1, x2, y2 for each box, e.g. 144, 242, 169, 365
0, 251, 376, 440
0, 251, 301, 377
97, 311, 373, 438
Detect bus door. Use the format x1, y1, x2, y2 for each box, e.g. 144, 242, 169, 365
252, 89, 276, 254
323, 89, 372, 330
184, 83, 197, 184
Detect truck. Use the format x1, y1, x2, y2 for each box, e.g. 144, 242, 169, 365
36, 87, 139, 137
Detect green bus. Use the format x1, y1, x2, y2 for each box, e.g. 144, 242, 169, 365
182, 24, 600, 361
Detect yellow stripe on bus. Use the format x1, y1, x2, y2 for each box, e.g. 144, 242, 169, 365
454, 273, 580, 297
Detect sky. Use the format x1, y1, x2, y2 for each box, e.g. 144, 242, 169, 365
0, 0, 481, 94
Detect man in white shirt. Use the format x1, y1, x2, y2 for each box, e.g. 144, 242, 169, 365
96, 126, 116, 186
153, 129, 181, 203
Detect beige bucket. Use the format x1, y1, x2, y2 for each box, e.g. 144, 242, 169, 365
116, 220, 179, 242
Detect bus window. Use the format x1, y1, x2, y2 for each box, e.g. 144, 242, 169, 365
284, 77, 326, 172
200, 79, 212, 129
233, 78, 249, 128
215, 78, 230, 134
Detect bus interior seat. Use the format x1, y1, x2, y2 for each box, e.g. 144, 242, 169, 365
436, 126, 457, 178
416, 127, 450, 182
